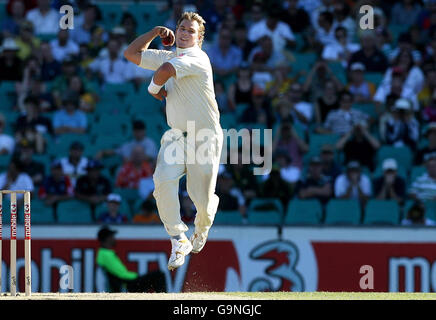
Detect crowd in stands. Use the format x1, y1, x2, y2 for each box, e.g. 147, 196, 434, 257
1, 0, 436, 226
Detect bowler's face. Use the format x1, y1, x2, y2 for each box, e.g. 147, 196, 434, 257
176, 19, 200, 49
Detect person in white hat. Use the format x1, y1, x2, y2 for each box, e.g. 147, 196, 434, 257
347, 62, 375, 103
373, 158, 406, 204
383, 98, 419, 150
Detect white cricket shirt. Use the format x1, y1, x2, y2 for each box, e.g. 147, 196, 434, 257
139, 46, 221, 132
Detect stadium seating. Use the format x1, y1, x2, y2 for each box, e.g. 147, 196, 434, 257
95, 200, 132, 221
284, 199, 322, 225
214, 210, 244, 225
47, 134, 91, 158
363, 200, 400, 225
376, 146, 413, 172
324, 199, 361, 225
364, 72, 384, 87
247, 198, 283, 225
30, 198, 55, 224
352, 102, 378, 119
57, 200, 94, 223
409, 166, 426, 185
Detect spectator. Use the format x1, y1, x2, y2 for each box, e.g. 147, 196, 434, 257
383, 98, 419, 150
40, 41, 62, 81
0, 38, 23, 81
419, 65, 436, 111
121, 12, 138, 43
313, 10, 337, 48
98, 193, 128, 224
70, 4, 106, 45
227, 65, 253, 112
98, 27, 129, 60
272, 121, 308, 170
390, 0, 422, 27
38, 159, 74, 208
332, 1, 356, 42
264, 149, 301, 185
322, 26, 360, 67
246, 2, 264, 29
49, 29, 79, 62
25, 0, 59, 35
0, 162, 34, 198
164, 0, 184, 31
51, 57, 80, 102
320, 144, 342, 182
286, 82, 314, 129
233, 22, 255, 62
265, 62, 295, 105
280, 0, 311, 34
216, 172, 245, 215
388, 32, 422, 64
89, 38, 132, 84
261, 163, 293, 208
60, 141, 89, 187
132, 199, 160, 224
335, 120, 380, 171
401, 201, 436, 226
75, 159, 112, 208
1, 0, 26, 38
415, 122, 436, 165
318, 90, 368, 136
248, 7, 295, 53
115, 145, 153, 189
207, 27, 242, 77
53, 93, 88, 135
248, 35, 287, 73
15, 20, 40, 61
14, 139, 45, 186
348, 31, 388, 73
379, 93, 400, 141
225, 150, 260, 206
98, 120, 158, 163
296, 156, 332, 205
88, 26, 106, 58
96, 226, 166, 293
0, 113, 15, 155
67, 75, 98, 113
374, 50, 424, 111
346, 62, 376, 103
314, 79, 340, 124
239, 87, 274, 127
409, 152, 436, 201
334, 161, 371, 203
373, 158, 406, 204
14, 96, 52, 153
303, 60, 343, 102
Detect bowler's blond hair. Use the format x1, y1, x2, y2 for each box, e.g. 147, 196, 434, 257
176, 11, 206, 48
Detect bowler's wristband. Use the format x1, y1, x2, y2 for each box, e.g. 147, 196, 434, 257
148, 78, 163, 94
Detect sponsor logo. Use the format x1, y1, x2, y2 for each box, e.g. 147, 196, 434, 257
389, 257, 436, 292
249, 240, 304, 292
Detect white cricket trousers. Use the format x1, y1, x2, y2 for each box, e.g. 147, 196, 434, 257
153, 127, 223, 237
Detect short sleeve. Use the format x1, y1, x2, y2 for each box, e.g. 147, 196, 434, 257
167, 54, 204, 79
139, 49, 174, 71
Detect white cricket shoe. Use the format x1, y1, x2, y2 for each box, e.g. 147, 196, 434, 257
190, 231, 209, 254
168, 238, 193, 271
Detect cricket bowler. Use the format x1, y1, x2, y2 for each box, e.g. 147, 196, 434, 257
124, 12, 223, 271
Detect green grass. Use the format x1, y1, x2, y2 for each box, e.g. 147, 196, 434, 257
218, 292, 436, 300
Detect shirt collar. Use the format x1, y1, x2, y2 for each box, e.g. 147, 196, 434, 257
176, 45, 200, 56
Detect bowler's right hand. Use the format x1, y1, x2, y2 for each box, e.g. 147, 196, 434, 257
150, 87, 167, 101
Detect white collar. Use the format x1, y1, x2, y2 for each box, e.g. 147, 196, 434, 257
176, 45, 200, 56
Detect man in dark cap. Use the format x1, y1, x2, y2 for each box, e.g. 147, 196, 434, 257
96, 226, 166, 293
60, 141, 89, 187
75, 159, 112, 218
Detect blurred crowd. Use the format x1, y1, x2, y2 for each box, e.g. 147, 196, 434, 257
1, 0, 436, 226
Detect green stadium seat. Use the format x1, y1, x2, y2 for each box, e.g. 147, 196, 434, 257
327, 61, 347, 84
220, 113, 237, 130
247, 198, 283, 225
364, 72, 384, 87
30, 198, 55, 224
352, 102, 378, 119
0, 154, 11, 172
113, 188, 139, 205
0, 81, 17, 109
56, 200, 93, 223
363, 200, 400, 225
235, 104, 249, 119
47, 134, 91, 158
409, 166, 426, 184
214, 210, 243, 225
126, 3, 168, 33
304, 133, 340, 163
102, 82, 135, 101
284, 199, 322, 225
98, 3, 124, 30
376, 146, 413, 171
325, 199, 361, 225
292, 52, 318, 75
